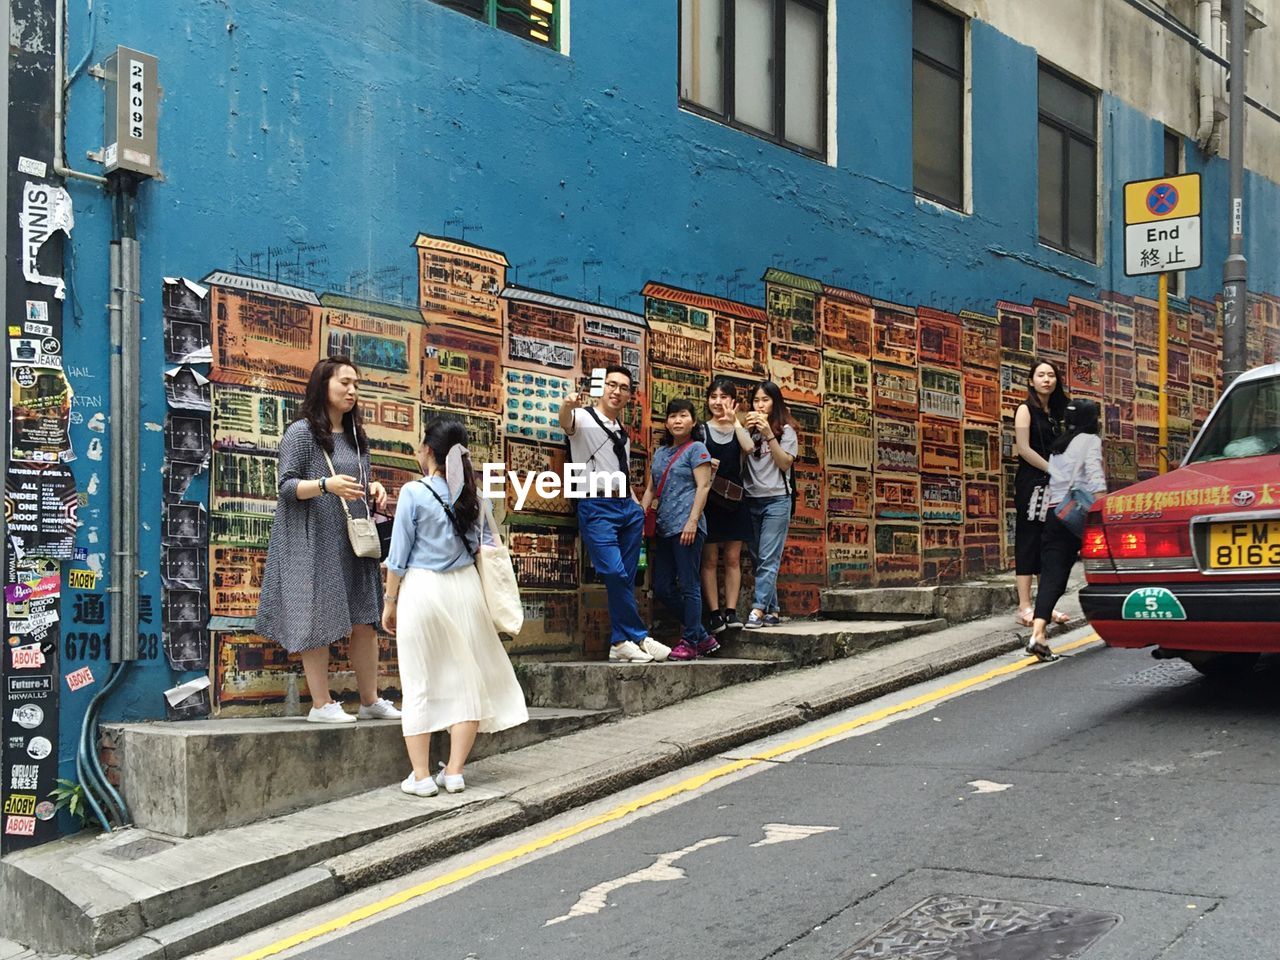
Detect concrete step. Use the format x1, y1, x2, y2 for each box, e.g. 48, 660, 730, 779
716, 617, 949, 665
514, 657, 789, 715
102, 705, 614, 838
821, 581, 1018, 622
0, 774, 509, 957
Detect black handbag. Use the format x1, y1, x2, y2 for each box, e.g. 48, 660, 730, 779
374, 512, 394, 562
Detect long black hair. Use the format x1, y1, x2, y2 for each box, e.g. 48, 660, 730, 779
423, 417, 481, 538
661, 397, 699, 447
1050, 399, 1101, 455
751, 380, 795, 441
1025, 359, 1069, 423
295, 355, 368, 454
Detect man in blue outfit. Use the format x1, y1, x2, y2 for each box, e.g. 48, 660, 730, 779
559, 365, 670, 663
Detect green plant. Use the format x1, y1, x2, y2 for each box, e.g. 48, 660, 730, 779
49, 779, 90, 827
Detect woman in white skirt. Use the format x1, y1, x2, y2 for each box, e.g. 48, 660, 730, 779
381, 418, 528, 797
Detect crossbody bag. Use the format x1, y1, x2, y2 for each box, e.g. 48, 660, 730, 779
645, 441, 694, 538
321, 446, 381, 560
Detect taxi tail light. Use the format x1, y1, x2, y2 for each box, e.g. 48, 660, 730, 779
1080, 516, 1112, 561
1107, 523, 1192, 559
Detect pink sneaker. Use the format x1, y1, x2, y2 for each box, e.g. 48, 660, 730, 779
669, 640, 699, 661
695, 635, 721, 656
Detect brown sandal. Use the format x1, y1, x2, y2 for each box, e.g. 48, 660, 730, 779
1015, 607, 1035, 628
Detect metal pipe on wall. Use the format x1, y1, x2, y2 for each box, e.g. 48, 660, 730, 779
1221, 0, 1248, 385
119, 232, 140, 661
108, 184, 140, 663
53, 0, 107, 185
107, 240, 124, 661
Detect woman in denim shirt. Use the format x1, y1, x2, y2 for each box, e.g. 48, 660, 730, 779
641, 399, 716, 661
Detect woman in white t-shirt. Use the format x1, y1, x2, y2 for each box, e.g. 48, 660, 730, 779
741, 381, 799, 629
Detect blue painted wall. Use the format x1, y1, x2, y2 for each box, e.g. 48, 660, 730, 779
51, 0, 1280, 766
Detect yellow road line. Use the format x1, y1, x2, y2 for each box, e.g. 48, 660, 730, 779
238, 631, 1101, 960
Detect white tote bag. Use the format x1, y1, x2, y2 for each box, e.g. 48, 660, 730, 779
477, 498, 524, 636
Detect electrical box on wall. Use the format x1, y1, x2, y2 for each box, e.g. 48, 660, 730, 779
102, 46, 159, 179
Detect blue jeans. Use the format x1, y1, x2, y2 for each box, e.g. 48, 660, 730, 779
748, 495, 791, 613
577, 497, 648, 645
652, 530, 709, 644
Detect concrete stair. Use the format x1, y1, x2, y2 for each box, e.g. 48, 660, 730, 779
822, 581, 1019, 622
514, 657, 789, 715
716, 618, 948, 664
102, 705, 614, 837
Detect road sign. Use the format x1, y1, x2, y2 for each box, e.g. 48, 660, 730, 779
1123, 172, 1201, 225
1123, 173, 1202, 277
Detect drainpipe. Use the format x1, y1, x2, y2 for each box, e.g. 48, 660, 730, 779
1195, 0, 1221, 151
110, 184, 141, 664
54, 0, 107, 184
1210, 0, 1225, 154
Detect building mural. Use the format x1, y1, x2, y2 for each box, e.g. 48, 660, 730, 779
159, 232, 1280, 715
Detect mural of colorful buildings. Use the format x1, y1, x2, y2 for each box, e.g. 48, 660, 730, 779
152, 233, 1280, 712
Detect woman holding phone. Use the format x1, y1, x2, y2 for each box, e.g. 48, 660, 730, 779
742, 381, 798, 630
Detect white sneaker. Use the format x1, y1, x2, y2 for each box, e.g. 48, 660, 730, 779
306, 701, 356, 724
358, 698, 402, 720
433, 764, 465, 794
401, 772, 439, 797
641, 637, 672, 662
608, 640, 654, 663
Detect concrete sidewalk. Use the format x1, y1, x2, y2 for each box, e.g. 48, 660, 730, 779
0, 584, 1087, 960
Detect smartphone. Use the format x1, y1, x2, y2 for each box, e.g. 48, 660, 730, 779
588, 367, 607, 398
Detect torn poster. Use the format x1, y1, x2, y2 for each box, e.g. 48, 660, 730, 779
164, 675, 211, 721
164, 365, 211, 412
162, 278, 212, 364
20, 182, 73, 299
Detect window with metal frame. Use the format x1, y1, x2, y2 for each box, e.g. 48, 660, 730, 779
1037, 63, 1097, 261
912, 0, 965, 209
431, 0, 561, 52
679, 0, 828, 158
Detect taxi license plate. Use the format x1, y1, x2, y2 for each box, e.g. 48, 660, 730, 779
1208, 520, 1280, 569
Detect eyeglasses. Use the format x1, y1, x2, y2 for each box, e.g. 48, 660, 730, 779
604, 381, 632, 394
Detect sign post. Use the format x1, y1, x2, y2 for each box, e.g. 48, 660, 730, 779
1123, 172, 1203, 473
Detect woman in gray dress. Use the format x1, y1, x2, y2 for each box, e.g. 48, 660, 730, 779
256, 356, 401, 723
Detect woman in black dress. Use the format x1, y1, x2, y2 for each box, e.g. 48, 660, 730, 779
1012, 359, 1071, 627
699, 378, 755, 634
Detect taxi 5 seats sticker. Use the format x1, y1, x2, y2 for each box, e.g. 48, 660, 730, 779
1122, 587, 1188, 621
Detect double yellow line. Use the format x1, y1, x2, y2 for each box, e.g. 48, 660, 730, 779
240, 632, 1101, 960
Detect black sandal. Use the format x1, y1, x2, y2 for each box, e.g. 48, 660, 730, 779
1025, 641, 1060, 662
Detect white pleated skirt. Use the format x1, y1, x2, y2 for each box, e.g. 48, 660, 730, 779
396, 565, 529, 738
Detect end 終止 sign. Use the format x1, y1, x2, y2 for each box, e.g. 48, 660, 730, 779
1122, 172, 1202, 277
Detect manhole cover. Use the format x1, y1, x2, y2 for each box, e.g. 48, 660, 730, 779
838, 894, 1120, 959
103, 836, 177, 861
1111, 660, 1200, 688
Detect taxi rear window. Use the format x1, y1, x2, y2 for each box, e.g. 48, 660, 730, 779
1187, 374, 1280, 464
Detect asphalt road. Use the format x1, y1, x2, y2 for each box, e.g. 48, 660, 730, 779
274, 642, 1280, 960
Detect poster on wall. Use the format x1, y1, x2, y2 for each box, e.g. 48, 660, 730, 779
9, 366, 73, 463
4, 462, 78, 560
2, 555, 62, 849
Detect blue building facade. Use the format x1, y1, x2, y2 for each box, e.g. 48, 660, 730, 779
3, 0, 1280, 845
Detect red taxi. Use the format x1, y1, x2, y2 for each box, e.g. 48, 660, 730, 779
1080, 362, 1280, 674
